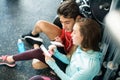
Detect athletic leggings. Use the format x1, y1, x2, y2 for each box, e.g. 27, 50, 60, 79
13, 48, 67, 72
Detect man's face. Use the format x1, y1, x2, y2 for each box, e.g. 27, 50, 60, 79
59, 15, 75, 32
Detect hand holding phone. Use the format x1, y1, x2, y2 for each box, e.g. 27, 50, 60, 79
40, 45, 51, 57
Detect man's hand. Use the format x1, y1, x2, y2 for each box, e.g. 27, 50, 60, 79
54, 36, 62, 43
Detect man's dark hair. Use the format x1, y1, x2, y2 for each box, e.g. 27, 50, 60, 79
57, 0, 82, 20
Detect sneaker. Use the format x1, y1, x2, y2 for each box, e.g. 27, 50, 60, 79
0, 55, 16, 67
21, 32, 39, 39
24, 36, 43, 46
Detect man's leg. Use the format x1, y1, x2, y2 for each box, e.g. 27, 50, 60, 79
32, 20, 62, 40
22, 20, 62, 45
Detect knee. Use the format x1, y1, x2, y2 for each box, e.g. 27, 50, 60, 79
29, 75, 51, 80
35, 20, 47, 32
32, 59, 48, 70
35, 20, 46, 27
29, 75, 42, 80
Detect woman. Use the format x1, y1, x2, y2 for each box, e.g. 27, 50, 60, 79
30, 18, 102, 80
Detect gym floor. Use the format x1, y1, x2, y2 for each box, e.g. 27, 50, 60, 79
0, 0, 61, 80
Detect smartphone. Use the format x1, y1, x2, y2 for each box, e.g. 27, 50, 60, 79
40, 45, 51, 56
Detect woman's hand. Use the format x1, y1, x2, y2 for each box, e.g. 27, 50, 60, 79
48, 45, 57, 55
45, 45, 56, 63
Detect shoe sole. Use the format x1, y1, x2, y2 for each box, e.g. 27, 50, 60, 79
21, 36, 43, 42
0, 62, 16, 67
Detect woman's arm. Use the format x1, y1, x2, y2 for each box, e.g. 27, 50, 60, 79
48, 45, 70, 64
53, 49, 70, 64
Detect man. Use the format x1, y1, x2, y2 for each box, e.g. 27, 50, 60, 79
22, 0, 84, 70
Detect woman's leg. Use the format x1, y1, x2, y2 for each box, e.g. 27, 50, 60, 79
29, 75, 44, 80
32, 59, 48, 69
5, 48, 67, 71
32, 44, 48, 69
6, 48, 46, 64
14, 48, 45, 62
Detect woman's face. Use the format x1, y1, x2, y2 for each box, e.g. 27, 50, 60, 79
71, 23, 83, 46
